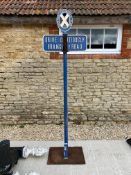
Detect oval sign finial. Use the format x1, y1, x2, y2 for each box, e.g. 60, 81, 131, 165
56, 9, 73, 33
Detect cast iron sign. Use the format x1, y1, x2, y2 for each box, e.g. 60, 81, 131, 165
43, 9, 87, 160
43, 35, 87, 52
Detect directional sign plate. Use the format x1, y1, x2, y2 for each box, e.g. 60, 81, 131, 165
43, 35, 87, 52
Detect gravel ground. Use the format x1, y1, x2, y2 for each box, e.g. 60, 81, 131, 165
0, 122, 131, 141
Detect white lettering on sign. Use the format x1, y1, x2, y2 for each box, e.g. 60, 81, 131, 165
47, 44, 62, 50
67, 36, 85, 43
68, 44, 83, 50
45, 36, 58, 43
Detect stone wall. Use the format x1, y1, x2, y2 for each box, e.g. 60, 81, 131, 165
0, 24, 131, 124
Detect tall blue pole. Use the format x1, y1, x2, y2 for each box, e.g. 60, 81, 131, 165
63, 34, 68, 159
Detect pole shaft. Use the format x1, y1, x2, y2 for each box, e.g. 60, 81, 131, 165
63, 34, 68, 159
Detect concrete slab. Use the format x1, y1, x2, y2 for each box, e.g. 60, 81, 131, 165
11, 140, 131, 175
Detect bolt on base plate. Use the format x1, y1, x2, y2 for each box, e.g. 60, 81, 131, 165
47, 147, 85, 165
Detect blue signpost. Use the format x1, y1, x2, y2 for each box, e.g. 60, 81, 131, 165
63, 33, 68, 158
44, 9, 87, 161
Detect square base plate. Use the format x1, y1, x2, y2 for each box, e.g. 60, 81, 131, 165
47, 147, 85, 165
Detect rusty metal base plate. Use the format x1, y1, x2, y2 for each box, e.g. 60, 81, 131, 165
47, 147, 85, 165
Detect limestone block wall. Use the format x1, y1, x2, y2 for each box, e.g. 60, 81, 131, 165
0, 24, 131, 124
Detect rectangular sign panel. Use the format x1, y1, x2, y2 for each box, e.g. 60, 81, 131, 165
43, 35, 87, 52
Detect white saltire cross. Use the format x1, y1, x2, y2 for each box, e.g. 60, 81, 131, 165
60, 13, 70, 28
